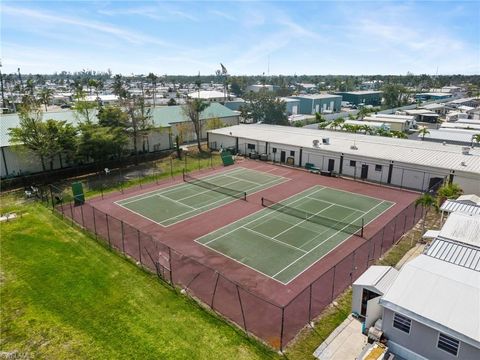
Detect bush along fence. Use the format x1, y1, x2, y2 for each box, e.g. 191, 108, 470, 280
47, 182, 423, 351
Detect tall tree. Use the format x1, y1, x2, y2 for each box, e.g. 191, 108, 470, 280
418, 127, 430, 140
147, 73, 158, 107
239, 92, 288, 125
39, 88, 54, 111
125, 96, 154, 163
183, 99, 210, 151
97, 105, 128, 128
112, 74, 127, 99
436, 183, 463, 207
72, 90, 97, 124
8, 103, 48, 171
77, 124, 128, 164
415, 193, 436, 234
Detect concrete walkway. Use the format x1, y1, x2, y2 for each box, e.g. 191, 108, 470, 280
395, 243, 426, 270
313, 315, 367, 360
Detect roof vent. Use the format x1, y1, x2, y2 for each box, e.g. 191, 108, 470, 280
461, 161, 467, 166
312, 139, 320, 147
350, 145, 358, 150
462, 147, 470, 155
442, 141, 446, 146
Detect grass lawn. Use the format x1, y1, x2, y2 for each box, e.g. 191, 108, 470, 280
0, 198, 279, 360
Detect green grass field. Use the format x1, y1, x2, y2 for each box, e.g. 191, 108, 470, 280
0, 198, 279, 359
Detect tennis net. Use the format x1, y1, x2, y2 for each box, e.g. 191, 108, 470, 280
261, 197, 363, 237
183, 171, 247, 201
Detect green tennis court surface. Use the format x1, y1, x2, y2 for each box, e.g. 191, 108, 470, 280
196, 186, 394, 284
115, 168, 287, 226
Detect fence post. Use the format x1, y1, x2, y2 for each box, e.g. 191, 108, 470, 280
210, 152, 213, 168
80, 205, 85, 228
92, 207, 98, 239
69, 203, 74, 226
121, 220, 125, 254
168, 247, 173, 284
236, 285, 248, 333
137, 229, 142, 264
210, 273, 220, 309
279, 307, 285, 352
49, 185, 54, 210
106, 214, 111, 248
380, 227, 386, 255
331, 265, 336, 301
308, 284, 313, 323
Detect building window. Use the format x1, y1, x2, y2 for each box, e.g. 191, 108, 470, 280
393, 313, 411, 334
272, 147, 277, 153
290, 150, 295, 156
350, 160, 356, 167
438, 333, 459, 356
375, 164, 382, 171
247, 143, 255, 150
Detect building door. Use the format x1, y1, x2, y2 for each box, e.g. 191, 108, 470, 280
328, 159, 335, 172
315, 104, 320, 113
361, 164, 369, 179
292, 105, 298, 115
280, 151, 286, 163
329, 101, 334, 110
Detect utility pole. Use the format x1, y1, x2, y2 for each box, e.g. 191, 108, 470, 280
0, 61, 5, 110
17, 67, 24, 91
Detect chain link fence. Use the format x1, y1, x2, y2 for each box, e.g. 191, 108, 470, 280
45, 172, 423, 351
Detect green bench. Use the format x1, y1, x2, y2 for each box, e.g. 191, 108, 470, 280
305, 163, 320, 173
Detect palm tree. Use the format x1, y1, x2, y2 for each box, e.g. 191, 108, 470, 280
356, 107, 372, 120
415, 193, 437, 235
436, 183, 463, 208
360, 124, 373, 135
418, 127, 430, 140
391, 130, 408, 139
472, 134, 480, 147
318, 122, 329, 130
147, 73, 158, 108
39, 88, 54, 111
331, 117, 345, 131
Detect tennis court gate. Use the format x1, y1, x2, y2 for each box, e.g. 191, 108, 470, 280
52, 190, 423, 351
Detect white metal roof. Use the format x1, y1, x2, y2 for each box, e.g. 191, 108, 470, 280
372, 114, 415, 121
441, 122, 480, 130
421, 103, 445, 110
457, 194, 480, 205
380, 254, 480, 348
353, 266, 398, 295
423, 129, 477, 143
364, 116, 409, 124
438, 213, 480, 247
440, 200, 480, 216
209, 124, 480, 174
425, 238, 480, 271
292, 94, 341, 100
344, 120, 386, 128
456, 118, 480, 125
405, 109, 439, 116
188, 90, 226, 99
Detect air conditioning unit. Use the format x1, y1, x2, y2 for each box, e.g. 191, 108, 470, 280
312, 139, 320, 147
322, 137, 330, 145
462, 147, 470, 155
350, 145, 358, 150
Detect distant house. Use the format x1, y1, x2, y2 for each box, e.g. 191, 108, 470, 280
279, 97, 301, 115
0, 103, 239, 179
245, 84, 279, 93
414, 92, 453, 102
187, 90, 228, 102
290, 94, 342, 114
335, 91, 383, 106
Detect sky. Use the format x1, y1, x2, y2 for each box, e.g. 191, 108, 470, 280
1, 0, 479, 75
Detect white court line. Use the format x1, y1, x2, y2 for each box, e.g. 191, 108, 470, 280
271, 204, 335, 240
272, 200, 387, 279
305, 195, 367, 213
174, 178, 247, 202
202, 187, 326, 246
154, 193, 196, 210
281, 200, 396, 285
115, 167, 248, 205
158, 176, 290, 225
241, 226, 307, 253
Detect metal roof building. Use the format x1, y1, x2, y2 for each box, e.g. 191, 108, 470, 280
208, 124, 480, 194
440, 200, 480, 216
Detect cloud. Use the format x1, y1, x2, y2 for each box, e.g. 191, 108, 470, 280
209, 10, 236, 21
2, 4, 171, 47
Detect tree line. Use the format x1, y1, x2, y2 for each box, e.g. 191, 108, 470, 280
8, 92, 219, 173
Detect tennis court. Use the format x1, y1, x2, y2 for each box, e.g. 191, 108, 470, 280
115, 167, 287, 226
196, 185, 394, 284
